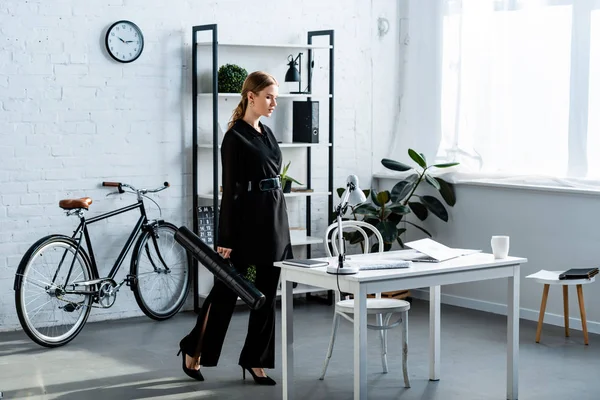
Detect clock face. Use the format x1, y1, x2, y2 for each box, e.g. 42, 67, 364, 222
105, 20, 144, 63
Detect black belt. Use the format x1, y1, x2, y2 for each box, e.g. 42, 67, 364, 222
247, 177, 281, 192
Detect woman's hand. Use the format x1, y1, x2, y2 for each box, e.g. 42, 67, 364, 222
217, 247, 232, 259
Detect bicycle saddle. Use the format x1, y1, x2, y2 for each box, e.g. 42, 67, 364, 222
59, 197, 93, 210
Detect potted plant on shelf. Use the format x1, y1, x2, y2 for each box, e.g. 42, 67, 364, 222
280, 161, 302, 193
338, 149, 459, 251
218, 64, 248, 93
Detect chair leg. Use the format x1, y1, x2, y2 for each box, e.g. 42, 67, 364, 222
563, 286, 569, 337
320, 312, 341, 380
401, 311, 410, 388
377, 313, 388, 373
536, 284, 550, 343
576, 284, 589, 345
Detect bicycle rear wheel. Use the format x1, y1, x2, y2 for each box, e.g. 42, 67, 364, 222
130, 221, 190, 320
14, 235, 93, 347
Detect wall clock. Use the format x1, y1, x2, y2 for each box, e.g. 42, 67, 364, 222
105, 20, 144, 63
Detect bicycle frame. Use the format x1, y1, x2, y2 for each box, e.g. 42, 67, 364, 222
73, 200, 150, 281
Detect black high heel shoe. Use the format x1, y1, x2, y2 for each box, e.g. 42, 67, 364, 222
241, 366, 276, 386
177, 349, 204, 381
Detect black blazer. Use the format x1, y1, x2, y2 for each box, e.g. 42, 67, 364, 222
218, 119, 293, 265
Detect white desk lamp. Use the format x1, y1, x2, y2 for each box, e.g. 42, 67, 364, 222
326, 175, 367, 275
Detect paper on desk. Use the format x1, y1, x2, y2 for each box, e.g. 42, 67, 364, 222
404, 238, 481, 262
525, 270, 562, 280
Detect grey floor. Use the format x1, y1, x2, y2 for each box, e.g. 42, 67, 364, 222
0, 297, 599, 400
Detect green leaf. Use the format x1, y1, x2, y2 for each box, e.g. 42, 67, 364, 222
432, 162, 460, 168
370, 189, 381, 207
408, 149, 427, 169
347, 231, 366, 245
396, 236, 405, 249
352, 204, 379, 218
337, 187, 345, 198
405, 221, 432, 237
388, 212, 403, 225
286, 176, 303, 185
245, 264, 257, 283
376, 221, 399, 243
387, 203, 411, 215
420, 153, 427, 164
381, 158, 412, 172
390, 174, 418, 203
425, 174, 440, 190
364, 217, 380, 226
371, 241, 392, 252
280, 161, 302, 185
382, 208, 393, 220
353, 203, 377, 213
362, 189, 371, 198
435, 177, 456, 206
408, 201, 428, 221
395, 227, 407, 249
376, 190, 390, 205
421, 195, 449, 222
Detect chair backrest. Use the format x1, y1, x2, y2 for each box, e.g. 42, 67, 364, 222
323, 220, 384, 257
323, 220, 385, 301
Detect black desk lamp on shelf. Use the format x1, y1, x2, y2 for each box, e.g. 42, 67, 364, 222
285, 53, 311, 94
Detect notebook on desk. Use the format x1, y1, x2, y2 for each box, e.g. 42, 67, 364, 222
282, 259, 329, 268
402, 239, 481, 263
358, 260, 411, 270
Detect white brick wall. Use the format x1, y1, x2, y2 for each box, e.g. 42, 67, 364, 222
0, 0, 384, 332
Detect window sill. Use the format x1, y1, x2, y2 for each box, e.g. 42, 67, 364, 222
372, 171, 600, 197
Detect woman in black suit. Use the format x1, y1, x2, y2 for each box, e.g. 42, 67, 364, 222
178, 71, 293, 385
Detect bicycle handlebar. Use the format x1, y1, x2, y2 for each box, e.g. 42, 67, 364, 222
101, 181, 170, 195
102, 182, 120, 187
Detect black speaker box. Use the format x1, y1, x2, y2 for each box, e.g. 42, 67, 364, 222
292, 101, 319, 143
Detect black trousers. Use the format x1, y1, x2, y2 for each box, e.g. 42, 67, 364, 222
180, 256, 281, 368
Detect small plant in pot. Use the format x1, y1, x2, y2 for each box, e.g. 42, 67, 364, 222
218, 64, 248, 93
280, 161, 302, 193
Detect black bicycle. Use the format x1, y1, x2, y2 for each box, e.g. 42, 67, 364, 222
13, 181, 190, 347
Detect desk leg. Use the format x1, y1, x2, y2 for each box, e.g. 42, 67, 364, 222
507, 265, 520, 400
353, 284, 367, 400
429, 285, 440, 381
282, 273, 294, 400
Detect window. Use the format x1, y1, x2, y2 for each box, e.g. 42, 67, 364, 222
439, 0, 600, 181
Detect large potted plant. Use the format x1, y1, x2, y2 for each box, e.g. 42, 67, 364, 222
340, 149, 459, 251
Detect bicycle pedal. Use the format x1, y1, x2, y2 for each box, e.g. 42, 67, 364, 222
63, 303, 78, 312
125, 274, 137, 286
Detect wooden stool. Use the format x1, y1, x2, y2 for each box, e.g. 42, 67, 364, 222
526, 270, 595, 345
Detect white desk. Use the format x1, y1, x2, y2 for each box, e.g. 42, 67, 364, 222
275, 251, 527, 400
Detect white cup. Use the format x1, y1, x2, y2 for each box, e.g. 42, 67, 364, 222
491, 236, 510, 259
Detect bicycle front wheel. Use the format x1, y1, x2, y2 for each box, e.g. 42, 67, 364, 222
14, 235, 93, 347
130, 222, 190, 320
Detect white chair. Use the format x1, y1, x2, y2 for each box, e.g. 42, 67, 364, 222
319, 220, 410, 387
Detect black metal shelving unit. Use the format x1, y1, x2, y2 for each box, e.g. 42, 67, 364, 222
191, 24, 334, 312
